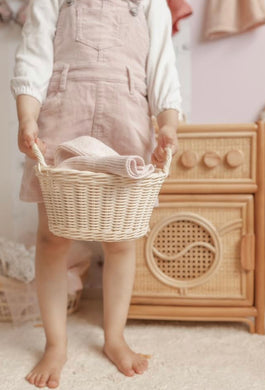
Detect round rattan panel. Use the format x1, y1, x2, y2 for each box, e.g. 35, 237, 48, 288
145, 212, 222, 288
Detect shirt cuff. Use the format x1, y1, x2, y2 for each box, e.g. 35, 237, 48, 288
10, 82, 43, 105
154, 102, 183, 118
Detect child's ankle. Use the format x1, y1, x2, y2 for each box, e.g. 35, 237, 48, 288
45, 339, 68, 350
104, 333, 125, 346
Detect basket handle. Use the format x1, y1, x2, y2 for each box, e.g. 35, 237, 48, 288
162, 146, 172, 176
31, 143, 48, 168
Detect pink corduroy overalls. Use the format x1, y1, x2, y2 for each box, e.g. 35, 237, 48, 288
20, 0, 156, 202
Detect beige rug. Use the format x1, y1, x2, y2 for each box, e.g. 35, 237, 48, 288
1, 297, 265, 390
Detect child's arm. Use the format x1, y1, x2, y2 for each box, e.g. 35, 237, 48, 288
10, 0, 61, 159
144, 0, 182, 167
16, 95, 46, 160
152, 109, 179, 167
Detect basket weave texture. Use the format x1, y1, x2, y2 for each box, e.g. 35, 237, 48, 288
32, 144, 172, 241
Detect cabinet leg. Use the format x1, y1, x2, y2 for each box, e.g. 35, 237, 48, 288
255, 315, 265, 334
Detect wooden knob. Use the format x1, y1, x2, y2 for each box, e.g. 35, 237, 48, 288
203, 151, 221, 168
180, 151, 198, 168
226, 150, 244, 168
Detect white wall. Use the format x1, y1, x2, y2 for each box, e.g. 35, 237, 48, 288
190, 0, 265, 123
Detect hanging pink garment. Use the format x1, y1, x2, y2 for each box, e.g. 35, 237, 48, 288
205, 0, 265, 40
0, 0, 13, 23
167, 0, 193, 35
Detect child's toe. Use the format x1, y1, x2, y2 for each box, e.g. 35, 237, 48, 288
35, 373, 43, 387
28, 373, 37, 384
47, 373, 60, 388
120, 364, 135, 377
25, 371, 32, 381
133, 355, 148, 374
38, 374, 48, 387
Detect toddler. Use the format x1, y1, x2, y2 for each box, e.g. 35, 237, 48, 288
10, 0, 182, 388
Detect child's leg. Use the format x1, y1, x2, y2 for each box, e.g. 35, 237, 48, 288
101, 240, 149, 377
26, 203, 71, 389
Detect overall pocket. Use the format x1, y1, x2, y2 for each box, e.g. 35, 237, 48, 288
41, 63, 70, 113
75, 4, 124, 50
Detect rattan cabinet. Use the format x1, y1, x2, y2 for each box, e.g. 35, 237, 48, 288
128, 122, 265, 334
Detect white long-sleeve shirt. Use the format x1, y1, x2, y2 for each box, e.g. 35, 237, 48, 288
10, 0, 183, 118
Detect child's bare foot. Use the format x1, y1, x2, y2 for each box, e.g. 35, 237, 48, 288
25, 344, 67, 388
103, 336, 150, 377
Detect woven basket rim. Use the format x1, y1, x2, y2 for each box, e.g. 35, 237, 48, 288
34, 164, 167, 181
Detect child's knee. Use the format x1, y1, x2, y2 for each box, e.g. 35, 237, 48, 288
37, 228, 71, 249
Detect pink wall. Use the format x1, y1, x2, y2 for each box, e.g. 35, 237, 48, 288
190, 0, 265, 123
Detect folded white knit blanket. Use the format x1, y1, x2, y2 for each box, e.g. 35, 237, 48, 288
54, 136, 155, 179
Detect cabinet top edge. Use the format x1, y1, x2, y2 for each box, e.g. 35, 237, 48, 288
178, 123, 259, 132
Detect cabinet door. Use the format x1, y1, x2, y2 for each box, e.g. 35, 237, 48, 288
131, 194, 254, 306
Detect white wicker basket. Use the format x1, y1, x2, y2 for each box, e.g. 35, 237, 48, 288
32, 143, 172, 241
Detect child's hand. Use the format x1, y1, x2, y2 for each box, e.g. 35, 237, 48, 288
151, 124, 178, 168
18, 118, 46, 160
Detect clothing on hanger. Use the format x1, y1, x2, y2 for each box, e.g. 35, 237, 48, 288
0, 0, 13, 23
0, 0, 30, 26
167, 0, 193, 35
205, 0, 265, 40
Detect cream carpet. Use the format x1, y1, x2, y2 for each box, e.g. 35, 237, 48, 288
1, 297, 265, 390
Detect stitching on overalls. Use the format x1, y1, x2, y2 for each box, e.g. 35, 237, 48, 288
126, 66, 134, 95
59, 64, 70, 92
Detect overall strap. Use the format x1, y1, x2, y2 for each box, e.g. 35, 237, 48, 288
125, 0, 141, 16
66, 0, 142, 16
